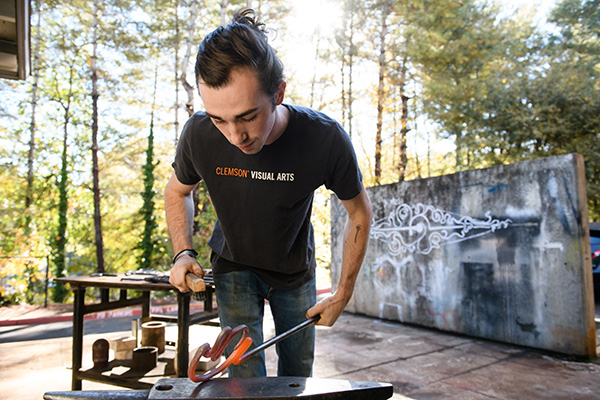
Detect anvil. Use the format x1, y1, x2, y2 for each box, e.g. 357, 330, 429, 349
43, 377, 394, 400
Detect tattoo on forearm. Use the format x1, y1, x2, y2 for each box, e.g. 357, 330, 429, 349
354, 225, 362, 243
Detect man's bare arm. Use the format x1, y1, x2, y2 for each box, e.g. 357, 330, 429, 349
165, 171, 203, 292
306, 185, 372, 326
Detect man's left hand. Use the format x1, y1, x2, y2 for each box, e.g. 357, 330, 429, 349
306, 291, 351, 326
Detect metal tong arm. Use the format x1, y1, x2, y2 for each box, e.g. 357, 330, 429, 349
238, 315, 320, 363
188, 315, 320, 383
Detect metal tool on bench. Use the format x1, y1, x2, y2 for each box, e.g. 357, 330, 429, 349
184, 272, 213, 302
43, 376, 394, 400
188, 315, 321, 383
121, 270, 214, 301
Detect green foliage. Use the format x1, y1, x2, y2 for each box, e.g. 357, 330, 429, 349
136, 114, 160, 270
403, 0, 600, 218
51, 143, 69, 302
192, 182, 217, 269
467, 0, 600, 219
549, 0, 599, 55
407, 0, 512, 169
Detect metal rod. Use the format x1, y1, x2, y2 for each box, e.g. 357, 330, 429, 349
238, 315, 320, 362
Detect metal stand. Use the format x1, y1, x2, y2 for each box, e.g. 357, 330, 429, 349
59, 275, 218, 390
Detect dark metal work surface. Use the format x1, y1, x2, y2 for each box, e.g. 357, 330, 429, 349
44, 390, 149, 400
43, 377, 393, 400
152, 377, 393, 400
57, 274, 176, 291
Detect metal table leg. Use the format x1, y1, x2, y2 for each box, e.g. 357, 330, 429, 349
176, 292, 190, 376
141, 291, 151, 322
72, 286, 86, 390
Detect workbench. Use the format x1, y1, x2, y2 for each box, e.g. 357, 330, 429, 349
57, 274, 218, 390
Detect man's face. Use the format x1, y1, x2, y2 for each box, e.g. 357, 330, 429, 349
198, 67, 286, 155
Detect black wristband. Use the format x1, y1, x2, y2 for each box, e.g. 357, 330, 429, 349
173, 249, 198, 264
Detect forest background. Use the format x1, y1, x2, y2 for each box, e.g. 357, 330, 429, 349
0, 0, 598, 306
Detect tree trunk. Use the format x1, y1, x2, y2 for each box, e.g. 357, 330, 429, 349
347, 8, 355, 138
54, 126, 69, 299
340, 50, 346, 129
455, 129, 463, 170
25, 0, 43, 234
54, 103, 70, 302
374, 4, 389, 185
336, 0, 360, 138
397, 51, 409, 182
178, 0, 203, 235
180, 0, 199, 119
91, 0, 105, 273
220, 0, 228, 26
52, 55, 76, 303
310, 31, 321, 109
173, 0, 180, 144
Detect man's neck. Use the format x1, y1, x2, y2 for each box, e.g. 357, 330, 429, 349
266, 104, 290, 145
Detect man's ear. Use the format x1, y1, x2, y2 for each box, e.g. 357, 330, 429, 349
275, 81, 286, 105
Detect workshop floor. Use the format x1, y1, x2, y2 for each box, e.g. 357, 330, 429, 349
1, 301, 600, 400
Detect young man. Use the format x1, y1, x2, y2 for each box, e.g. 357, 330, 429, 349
165, 9, 372, 378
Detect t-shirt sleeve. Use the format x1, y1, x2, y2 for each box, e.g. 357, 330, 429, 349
324, 124, 363, 200
172, 117, 203, 185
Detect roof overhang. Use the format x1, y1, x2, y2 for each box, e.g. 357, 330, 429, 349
0, 0, 30, 80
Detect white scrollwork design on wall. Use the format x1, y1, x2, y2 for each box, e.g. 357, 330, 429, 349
370, 202, 512, 255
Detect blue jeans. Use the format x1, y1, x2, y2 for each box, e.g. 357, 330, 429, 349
213, 269, 316, 377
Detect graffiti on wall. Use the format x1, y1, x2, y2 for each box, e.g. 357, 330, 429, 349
370, 201, 513, 256
332, 154, 596, 356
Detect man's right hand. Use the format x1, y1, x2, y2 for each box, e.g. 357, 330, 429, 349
165, 171, 203, 293
169, 255, 204, 292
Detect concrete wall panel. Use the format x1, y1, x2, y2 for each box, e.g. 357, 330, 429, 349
331, 154, 596, 356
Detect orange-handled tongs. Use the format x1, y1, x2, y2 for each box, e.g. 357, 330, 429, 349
188, 315, 320, 382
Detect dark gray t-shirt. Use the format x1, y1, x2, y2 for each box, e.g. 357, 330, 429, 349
173, 104, 363, 290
